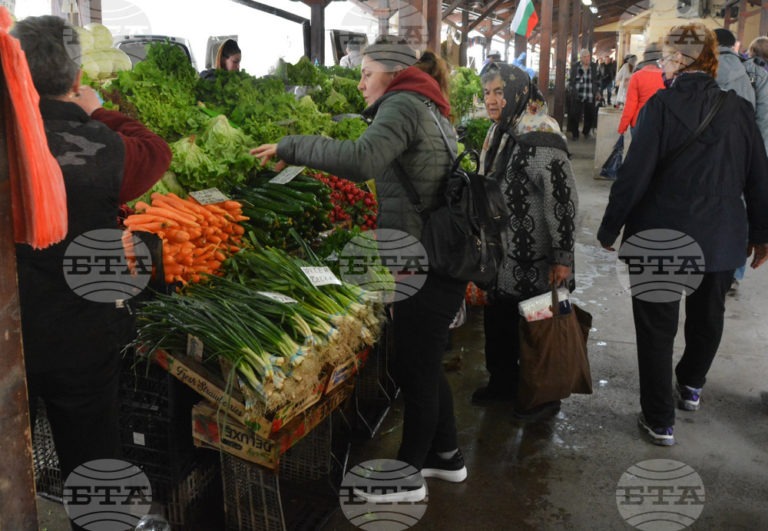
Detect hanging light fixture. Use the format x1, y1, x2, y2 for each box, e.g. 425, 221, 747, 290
582, 0, 593, 5
589, 6, 598, 13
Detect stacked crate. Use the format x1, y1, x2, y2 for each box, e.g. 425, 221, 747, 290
119, 357, 220, 528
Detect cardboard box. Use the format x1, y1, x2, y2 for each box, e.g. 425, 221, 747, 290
152, 349, 325, 440
325, 347, 371, 395
191, 383, 353, 470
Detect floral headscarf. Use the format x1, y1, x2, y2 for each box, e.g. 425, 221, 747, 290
480, 63, 566, 176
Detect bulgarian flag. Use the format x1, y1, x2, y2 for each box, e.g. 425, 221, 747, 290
511, 0, 539, 39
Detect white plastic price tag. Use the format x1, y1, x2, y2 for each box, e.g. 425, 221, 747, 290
189, 188, 230, 205
269, 166, 305, 184
187, 334, 205, 361
301, 266, 342, 286
258, 291, 299, 304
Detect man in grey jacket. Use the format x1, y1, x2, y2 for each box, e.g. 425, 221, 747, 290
714, 29, 755, 108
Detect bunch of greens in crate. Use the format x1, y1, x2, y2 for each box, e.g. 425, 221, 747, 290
449, 67, 483, 123
169, 115, 256, 193
461, 117, 492, 151
107, 43, 207, 141
232, 173, 333, 249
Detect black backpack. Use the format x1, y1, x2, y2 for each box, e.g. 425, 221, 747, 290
393, 108, 510, 288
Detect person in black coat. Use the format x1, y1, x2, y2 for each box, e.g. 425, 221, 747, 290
598, 23, 768, 446
567, 48, 601, 140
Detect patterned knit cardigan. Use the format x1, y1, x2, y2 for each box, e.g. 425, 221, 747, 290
494, 132, 579, 300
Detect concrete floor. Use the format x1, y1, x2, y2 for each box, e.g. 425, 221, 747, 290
321, 137, 768, 530
38, 137, 768, 530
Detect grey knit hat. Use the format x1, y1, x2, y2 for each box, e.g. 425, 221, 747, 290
363, 36, 418, 70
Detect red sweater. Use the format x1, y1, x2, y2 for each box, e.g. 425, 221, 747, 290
91, 107, 172, 202
618, 66, 665, 134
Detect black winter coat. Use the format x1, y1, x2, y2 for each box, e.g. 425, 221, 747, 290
598, 73, 768, 271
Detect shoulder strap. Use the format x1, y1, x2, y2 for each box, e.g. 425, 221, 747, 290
391, 103, 457, 219
657, 91, 728, 173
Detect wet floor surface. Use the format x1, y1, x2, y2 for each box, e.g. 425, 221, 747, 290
38, 138, 768, 530
321, 137, 768, 530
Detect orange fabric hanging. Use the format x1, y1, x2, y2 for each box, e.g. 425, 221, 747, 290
0, 7, 67, 249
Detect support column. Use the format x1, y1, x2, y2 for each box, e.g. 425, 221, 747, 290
570, 0, 580, 63
427, 0, 440, 53
515, 32, 527, 63
737, 0, 748, 44
538, 0, 553, 96
0, 64, 39, 531
581, 6, 592, 52
762, 1, 768, 37
459, 9, 469, 67
302, 0, 331, 64
554, 0, 570, 127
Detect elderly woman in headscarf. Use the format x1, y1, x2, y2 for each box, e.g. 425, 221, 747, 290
598, 23, 768, 446
472, 64, 579, 420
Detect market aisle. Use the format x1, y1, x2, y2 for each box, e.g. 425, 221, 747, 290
323, 136, 768, 530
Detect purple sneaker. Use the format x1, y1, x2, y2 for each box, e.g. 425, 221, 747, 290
677, 383, 701, 411
638, 414, 675, 446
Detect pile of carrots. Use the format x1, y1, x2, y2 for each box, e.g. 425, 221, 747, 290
123, 192, 247, 285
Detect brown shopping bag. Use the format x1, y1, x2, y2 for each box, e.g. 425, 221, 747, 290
517, 288, 593, 410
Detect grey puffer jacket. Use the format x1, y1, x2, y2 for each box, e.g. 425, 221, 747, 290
277, 91, 455, 240
715, 47, 756, 108
743, 57, 768, 154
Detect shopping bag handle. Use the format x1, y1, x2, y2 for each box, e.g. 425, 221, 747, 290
551, 286, 563, 317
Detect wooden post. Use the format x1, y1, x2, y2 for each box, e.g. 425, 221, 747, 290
554, 0, 570, 127
301, 0, 331, 64
538, 0, 553, 96
737, 0, 748, 45
515, 32, 527, 63
761, 0, 768, 38
570, 0, 580, 63
581, 5, 591, 52
460, 9, 469, 67
427, 0, 440, 53
0, 62, 39, 530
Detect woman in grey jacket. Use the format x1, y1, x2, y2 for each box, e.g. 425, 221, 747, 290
253, 39, 466, 502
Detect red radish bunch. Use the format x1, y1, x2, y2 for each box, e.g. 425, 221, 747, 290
307, 171, 378, 230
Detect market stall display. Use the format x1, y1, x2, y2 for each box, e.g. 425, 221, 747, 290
24, 37, 395, 528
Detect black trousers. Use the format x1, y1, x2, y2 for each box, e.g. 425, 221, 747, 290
482, 297, 522, 390
28, 351, 123, 496
631, 271, 733, 428
567, 98, 596, 138
390, 273, 466, 469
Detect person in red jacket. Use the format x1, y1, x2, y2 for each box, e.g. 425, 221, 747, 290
12, 17, 170, 527
618, 43, 665, 137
